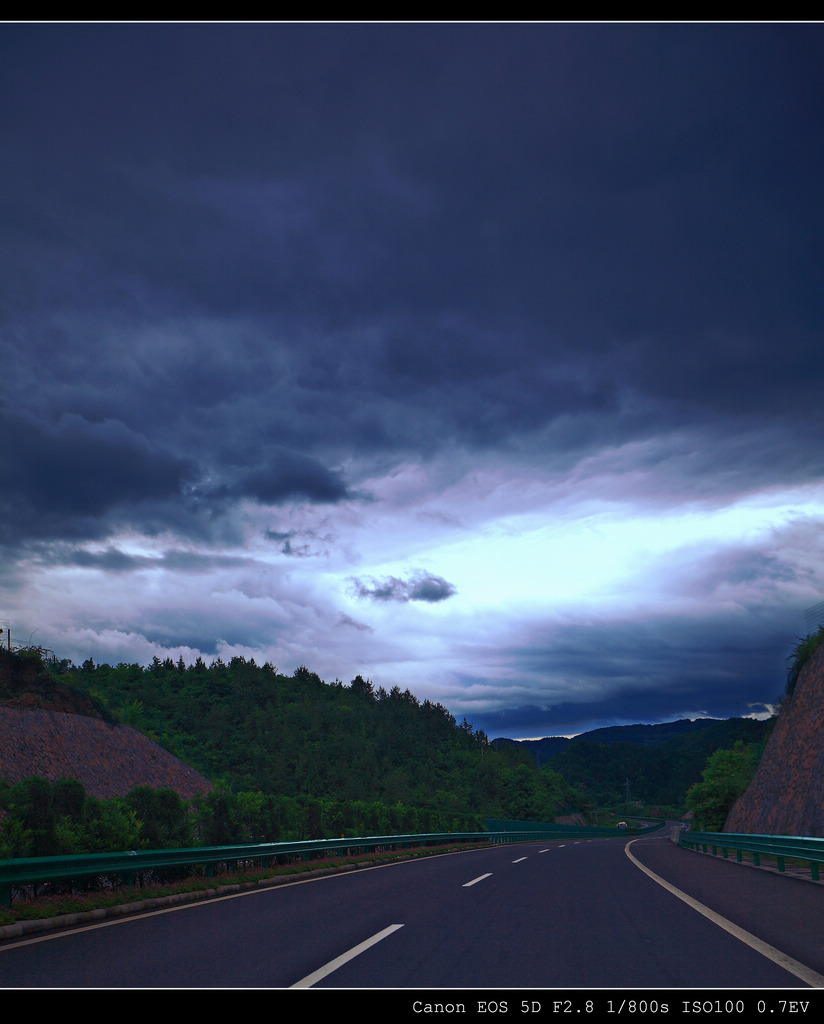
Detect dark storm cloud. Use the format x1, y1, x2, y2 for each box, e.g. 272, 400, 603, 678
0, 408, 194, 543
2, 23, 823, 737
2, 22, 822, 487
233, 448, 351, 505
350, 570, 457, 603
482, 686, 778, 742
469, 609, 795, 740
138, 612, 276, 659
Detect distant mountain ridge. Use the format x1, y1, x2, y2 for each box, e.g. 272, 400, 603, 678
493, 716, 774, 809
494, 717, 738, 765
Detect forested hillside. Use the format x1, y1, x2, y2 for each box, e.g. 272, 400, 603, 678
2, 646, 776, 856
542, 716, 773, 808
7, 653, 582, 828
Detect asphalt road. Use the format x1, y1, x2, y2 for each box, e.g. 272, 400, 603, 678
1, 825, 823, 992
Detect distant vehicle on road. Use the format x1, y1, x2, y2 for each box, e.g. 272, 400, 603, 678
617, 821, 627, 830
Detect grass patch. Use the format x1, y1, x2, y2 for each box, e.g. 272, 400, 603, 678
786, 625, 824, 696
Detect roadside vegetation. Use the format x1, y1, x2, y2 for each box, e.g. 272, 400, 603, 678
684, 740, 765, 831
785, 624, 824, 697
0, 775, 488, 860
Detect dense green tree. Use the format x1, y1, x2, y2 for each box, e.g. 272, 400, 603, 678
0, 778, 145, 857
52, 778, 86, 821
82, 795, 143, 852
685, 741, 762, 831
125, 786, 191, 849
10, 777, 56, 857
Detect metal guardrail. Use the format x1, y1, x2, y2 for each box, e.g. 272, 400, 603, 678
679, 829, 824, 881
0, 824, 655, 907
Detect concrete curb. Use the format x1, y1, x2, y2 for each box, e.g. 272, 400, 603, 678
0, 848, 478, 944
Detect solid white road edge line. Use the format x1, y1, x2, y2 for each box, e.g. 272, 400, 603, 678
625, 838, 824, 988
290, 923, 404, 988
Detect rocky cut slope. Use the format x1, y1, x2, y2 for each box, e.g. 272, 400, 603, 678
725, 639, 824, 837
0, 649, 212, 801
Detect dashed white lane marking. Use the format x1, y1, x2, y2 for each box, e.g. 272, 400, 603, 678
512, 857, 527, 863
625, 838, 824, 988
463, 873, 493, 887
290, 923, 404, 988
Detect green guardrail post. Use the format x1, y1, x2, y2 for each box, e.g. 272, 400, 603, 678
777, 856, 785, 872
811, 862, 819, 881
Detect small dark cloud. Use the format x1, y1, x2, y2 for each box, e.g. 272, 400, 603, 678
236, 448, 350, 505
681, 549, 809, 599
265, 530, 295, 542
68, 547, 148, 572
338, 613, 373, 632
42, 544, 257, 574
264, 526, 333, 558
280, 539, 312, 558
264, 529, 311, 557
406, 573, 458, 603
350, 570, 457, 603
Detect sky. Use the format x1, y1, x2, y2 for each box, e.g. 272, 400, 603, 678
2, 22, 824, 740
